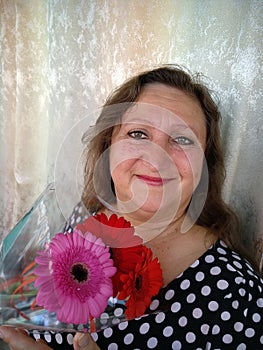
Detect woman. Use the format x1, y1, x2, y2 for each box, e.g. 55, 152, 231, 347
1, 65, 262, 349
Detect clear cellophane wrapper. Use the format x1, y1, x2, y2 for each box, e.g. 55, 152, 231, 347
0, 184, 130, 334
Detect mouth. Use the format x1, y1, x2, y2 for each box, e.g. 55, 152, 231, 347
136, 174, 171, 186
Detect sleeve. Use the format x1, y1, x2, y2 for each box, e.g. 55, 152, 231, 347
30, 330, 74, 349
203, 268, 263, 348
63, 201, 90, 232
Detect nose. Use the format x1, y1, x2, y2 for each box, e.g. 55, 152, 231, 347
140, 138, 175, 174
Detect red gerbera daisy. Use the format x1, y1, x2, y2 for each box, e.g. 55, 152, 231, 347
111, 245, 145, 296
111, 245, 145, 273
117, 246, 163, 319
76, 213, 143, 248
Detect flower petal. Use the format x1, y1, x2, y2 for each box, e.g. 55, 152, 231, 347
34, 229, 115, 324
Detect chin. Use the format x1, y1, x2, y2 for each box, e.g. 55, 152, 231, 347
137, 200, 179, 218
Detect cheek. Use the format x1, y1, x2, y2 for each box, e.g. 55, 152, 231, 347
110, 144, 139, 190
173, 149, 204, 182
109, 140, 143, 176
110, 159, 138, 202
110, 159, 135, 181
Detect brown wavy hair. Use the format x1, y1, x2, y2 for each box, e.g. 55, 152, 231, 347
81, 64, 258, 271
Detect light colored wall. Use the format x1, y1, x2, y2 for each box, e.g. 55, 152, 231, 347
0, 0, 262, 264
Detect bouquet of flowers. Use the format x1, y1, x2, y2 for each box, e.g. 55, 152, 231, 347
0, 184, 162, 333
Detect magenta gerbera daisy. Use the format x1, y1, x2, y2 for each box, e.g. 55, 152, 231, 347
34, 230, 117, 324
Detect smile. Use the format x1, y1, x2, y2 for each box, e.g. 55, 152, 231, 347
136, 175, 171, 186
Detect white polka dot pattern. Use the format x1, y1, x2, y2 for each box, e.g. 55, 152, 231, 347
32, 330, 40, 340
55, 333, 63, 344
63, 202, 90, 233
32, 218, 263, 350
66, 333, 73, 345
93, 240, 263, 349
139, 323, 150, 334
44, 331, 51, 343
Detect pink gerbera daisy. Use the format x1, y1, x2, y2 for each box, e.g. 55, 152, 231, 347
34, 230, 116, 324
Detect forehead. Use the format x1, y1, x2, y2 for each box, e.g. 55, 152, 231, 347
121, 83, 206, 137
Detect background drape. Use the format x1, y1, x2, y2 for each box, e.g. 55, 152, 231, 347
0, 0, 262, 269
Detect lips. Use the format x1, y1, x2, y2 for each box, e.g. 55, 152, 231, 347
136, 174, 170, 186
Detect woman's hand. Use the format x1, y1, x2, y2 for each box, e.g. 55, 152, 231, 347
73, 332, 101, 350
0, 326, 101, 350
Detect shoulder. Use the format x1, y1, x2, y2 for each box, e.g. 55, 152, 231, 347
203, 240, 262, 280
63, 202, 91, 232
171, 239, 263, 307
194, 240, 263, 302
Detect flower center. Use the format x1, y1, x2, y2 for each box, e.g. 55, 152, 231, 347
71, 263, 88, 283
135, 274, 142, 291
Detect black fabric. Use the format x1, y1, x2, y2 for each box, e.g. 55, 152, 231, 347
30, 240, 263, 349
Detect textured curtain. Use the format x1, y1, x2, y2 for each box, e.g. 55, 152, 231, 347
0, 0, 262, 269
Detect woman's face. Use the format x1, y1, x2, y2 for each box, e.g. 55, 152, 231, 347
109, 83, 207, 224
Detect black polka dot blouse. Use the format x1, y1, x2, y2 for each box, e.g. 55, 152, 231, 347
31, 240, 263, 349
31, 205, 263, 349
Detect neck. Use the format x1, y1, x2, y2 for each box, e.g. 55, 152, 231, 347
126, 210, 188, 243
102, 202, 194, 243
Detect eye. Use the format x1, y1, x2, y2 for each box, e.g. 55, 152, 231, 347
173, 136, 194, 145
128, 130, 148, 140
